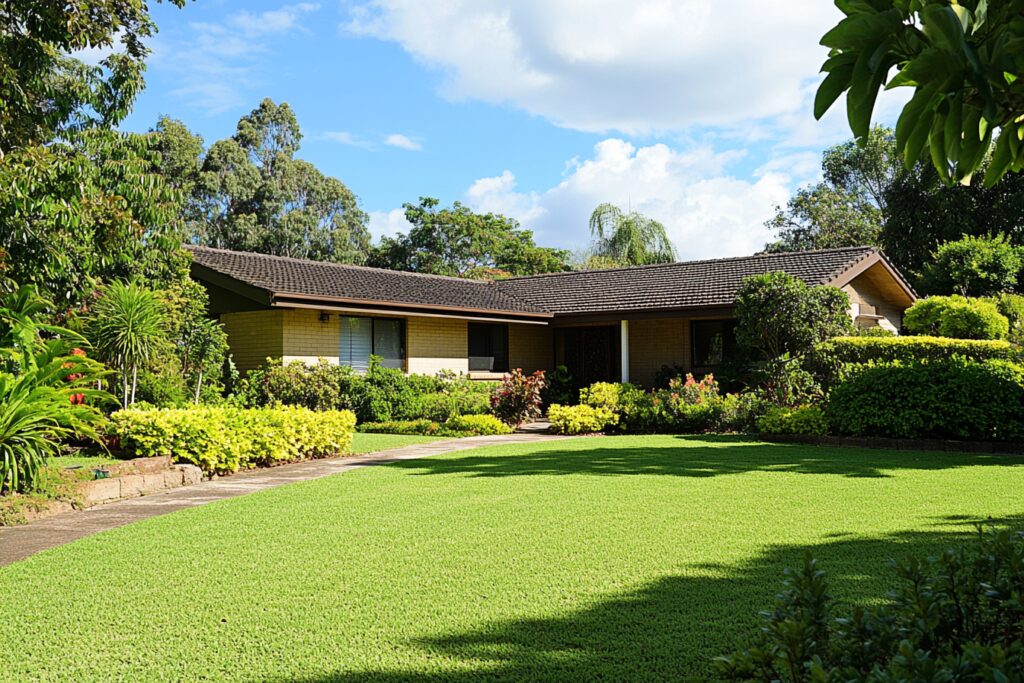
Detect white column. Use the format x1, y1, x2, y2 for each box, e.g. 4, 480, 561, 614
620, 319, 630, 384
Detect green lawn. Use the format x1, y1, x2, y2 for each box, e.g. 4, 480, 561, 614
350, 432, 446, 453
2, 435, 1023, 681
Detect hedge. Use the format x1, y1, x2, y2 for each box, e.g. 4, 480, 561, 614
547, 404, 618, 434
358, 414, 511, 437
810, 335, 1021, 387
827, 358, 1024, 441
756, 405, 828, 436
110, 406, 356, 474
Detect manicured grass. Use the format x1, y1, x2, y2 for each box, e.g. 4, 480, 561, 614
350, 432, 446, 454
48, 455, 120, 469
2, 435, 1023, 681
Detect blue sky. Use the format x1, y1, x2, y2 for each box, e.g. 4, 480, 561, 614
118, 1, 905, 260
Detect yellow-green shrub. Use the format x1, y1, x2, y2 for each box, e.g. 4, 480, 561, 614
547, 404, 618, 435
443, 414, 512, 435
109, 406, 356, 474
756, 405, 829, 436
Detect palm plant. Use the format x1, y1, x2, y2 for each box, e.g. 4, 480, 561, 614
88, 280, 166, 406
588, 203, 677, 266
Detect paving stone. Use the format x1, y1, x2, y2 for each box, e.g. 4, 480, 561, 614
80, 479, 121, 505
119, 474, 145, 498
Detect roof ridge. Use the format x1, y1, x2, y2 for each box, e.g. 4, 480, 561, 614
497, 245, 878, 282
184, 244, 502, 288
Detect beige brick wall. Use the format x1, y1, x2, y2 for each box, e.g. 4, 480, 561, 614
628, 318, 690, 387
219, 310, 285, 373
509, 324, 553, 373
282, 309, 343, 365
406, 316, 468, 375
843, 279, 903, 332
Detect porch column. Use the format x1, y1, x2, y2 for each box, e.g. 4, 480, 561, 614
620, 319, 630, 384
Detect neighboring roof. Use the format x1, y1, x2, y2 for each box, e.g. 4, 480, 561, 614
187, 244, 913, 320
494, 246, 888, 315
185, 245, 549, 318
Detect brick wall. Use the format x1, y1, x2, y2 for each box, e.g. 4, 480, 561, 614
628, 318, 689, 387
406, 316, 469, 375
220, 310, 284, 373
509, 323, 553, 373
282, 309, 342, 365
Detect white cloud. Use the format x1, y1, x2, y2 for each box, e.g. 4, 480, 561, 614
344, 0, 843, 135
368, 208, 413, 239
323, 131, 373, 148
384, 133, 423, 151
156, 3, 322, 115
457, 138, 794, 261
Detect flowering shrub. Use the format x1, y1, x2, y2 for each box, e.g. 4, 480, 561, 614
491, 369, 546, 427
658, 374, 726, 432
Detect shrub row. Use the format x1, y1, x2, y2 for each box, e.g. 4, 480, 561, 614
358, 414, 512, 437
548, 377, 768, 435
809, 335, 1020, 388
236, 358, 494, 423
827, 358, 1024, 442
110, 405, 356, 474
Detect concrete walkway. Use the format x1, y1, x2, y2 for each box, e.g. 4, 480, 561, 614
0, 432, 564, 568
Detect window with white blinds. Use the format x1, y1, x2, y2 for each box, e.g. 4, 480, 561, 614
339, 316, 405, 372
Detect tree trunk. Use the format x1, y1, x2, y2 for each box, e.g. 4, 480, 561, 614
193, 370, 203, 405
130, 364, 138, 405
122, 368, 129, 407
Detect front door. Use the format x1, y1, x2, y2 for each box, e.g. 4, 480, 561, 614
561, 326, 618, 388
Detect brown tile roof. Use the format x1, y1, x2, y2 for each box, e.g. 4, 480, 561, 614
185, 245, 548, 317
188, 244, 885, 318
493, 246, 880, 314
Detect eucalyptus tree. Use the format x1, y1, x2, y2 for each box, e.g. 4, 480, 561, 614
587, 203, 676, 265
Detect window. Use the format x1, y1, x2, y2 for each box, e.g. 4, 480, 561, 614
468, 323, 509, 372
691, 319, 739, 368
339, 316, 405, 371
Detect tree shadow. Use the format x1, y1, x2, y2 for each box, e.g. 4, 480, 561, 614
284, 518, 1024, 682
386, 434, 1024, 480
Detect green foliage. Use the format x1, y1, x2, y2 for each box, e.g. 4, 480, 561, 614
0, 0, 186, 152
765, 127, 893, 253
174, 99, 370, 264
443, 414, 512, 436
110, 405, 356, 475
904, 295, 1010, 339
160, 276, 228, 404
827, 358, 1024, 441
719, 528, 1024, 681
547, 404, 618, 435
368, 197, 569, 278
854, 326, 894, 337
490, 369, 546, 427
87, 280, 167, 406
579, 381, 623, 412
810, 334, 1020, 388
541, 364, 576, 406
0, 286, 111, 493
0, 132, 187, 312
587, 202, 676, 266
358, 419, 443, 436
991, 292, 1024, 343
815, 0, 1024, 186
756, 406, 828, 437
923, 234, 1022, 296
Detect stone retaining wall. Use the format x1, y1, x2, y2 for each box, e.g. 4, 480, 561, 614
78, 462, 203, 506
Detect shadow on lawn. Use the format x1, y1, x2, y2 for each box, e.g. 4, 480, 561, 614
386, 434, 1024, 480
289, 518, 1024, 682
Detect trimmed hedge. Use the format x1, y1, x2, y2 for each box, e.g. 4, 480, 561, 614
358, 414, 512, 437
443, 414, 512, 436
827, 358, 1024, 441
547, 404, 618, 434
756, 405, 828, 436
110, 406, 356, 475
810, 335, 1021, 387
904, 295, 1009, 340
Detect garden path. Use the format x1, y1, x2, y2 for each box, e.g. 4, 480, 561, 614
0, 432, 565, 567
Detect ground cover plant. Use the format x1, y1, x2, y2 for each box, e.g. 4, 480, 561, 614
1, 436, 1023, 680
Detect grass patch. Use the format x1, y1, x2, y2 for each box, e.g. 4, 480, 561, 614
48, 454, 120, 469
1, 435, 1023, 680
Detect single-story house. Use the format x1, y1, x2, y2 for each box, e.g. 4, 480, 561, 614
187, 244, 916, 387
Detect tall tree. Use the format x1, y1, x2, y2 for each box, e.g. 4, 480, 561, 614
0, 0, 185, 153
587, 203, 676, 265
168, 99, 371, 264
367, 197, 570, 278
816, 0, 1024, 186
766, 126, 897, 253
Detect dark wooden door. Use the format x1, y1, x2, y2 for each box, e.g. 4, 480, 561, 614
562, 326, 618, 388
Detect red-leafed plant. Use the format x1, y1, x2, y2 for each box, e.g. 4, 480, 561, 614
491, 369, 546, 428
